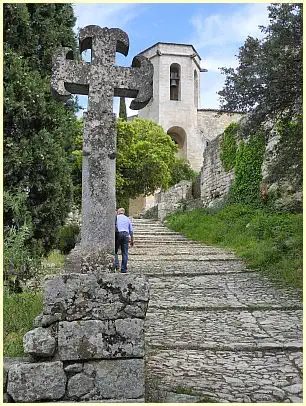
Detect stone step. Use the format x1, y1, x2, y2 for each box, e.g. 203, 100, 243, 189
133, 231, 181, 235
129, 248, 234, 255
129, 254, 237, 262
128, 260, 250, 276
145, 308, 302, 350
131, 240, 204, 245
146, 274, 302, 310
145, 348, 303, 403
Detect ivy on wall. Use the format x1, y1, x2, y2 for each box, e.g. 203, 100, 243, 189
220, 122, 239, 172
229, 133, 265, 204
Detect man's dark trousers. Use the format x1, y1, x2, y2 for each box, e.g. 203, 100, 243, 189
115, 231, 129, 273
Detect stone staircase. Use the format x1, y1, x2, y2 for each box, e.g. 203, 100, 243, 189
128, 218, 303, 403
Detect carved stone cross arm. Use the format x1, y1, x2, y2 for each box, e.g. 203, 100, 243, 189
51, 48, 90, 100
113, 55, 154, 110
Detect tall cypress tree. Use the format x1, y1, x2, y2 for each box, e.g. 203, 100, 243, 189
4, 4, 80, 255
119, 97, 127, 120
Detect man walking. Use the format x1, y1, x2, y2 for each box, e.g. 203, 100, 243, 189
114, 208, 134, 273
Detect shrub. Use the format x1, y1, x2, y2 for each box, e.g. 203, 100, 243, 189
57, 223, 80, 254
4, 224, 41, 293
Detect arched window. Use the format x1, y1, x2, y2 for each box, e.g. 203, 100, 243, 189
167, 126, 186, 160
194, 70, 198, 107
170, 63, 181, 101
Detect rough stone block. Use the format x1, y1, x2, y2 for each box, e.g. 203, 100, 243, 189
58, 319, 144, 360
23, 327, 56, 357
67, 372, 95, 398
3, 357, 31, 392
42, 273, 149, 324
7, 361, 66, 402
83, 359, 145, 399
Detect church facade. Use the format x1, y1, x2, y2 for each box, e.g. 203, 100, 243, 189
129, 42, 243, 215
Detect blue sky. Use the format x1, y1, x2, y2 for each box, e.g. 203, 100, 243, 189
73, 2, 270, 117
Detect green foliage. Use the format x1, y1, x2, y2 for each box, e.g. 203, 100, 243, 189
219, 4, 302, 127
229, 133, 265, 205
167, 204, 302, 290
4, 191, 42, 292
116, 118, 177, 202
267, 114, 303, 188
4, 4, 80, 255
169, 158, 198, 186
57, 223, 80, 255
70, 117, 196, 207
220, 123, 239, 172
4, 292, 43, 356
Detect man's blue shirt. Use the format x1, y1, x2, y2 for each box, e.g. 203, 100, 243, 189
116, 214, 133, 236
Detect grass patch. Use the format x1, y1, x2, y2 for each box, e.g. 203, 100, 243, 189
166, 204, 302, 290
3, 291, 43, 357
42, 249, 65, 268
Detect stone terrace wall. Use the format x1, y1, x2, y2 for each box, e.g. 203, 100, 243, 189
197, 109, 243, 142
155, 180, 193, 221
4, 272, 149, 403
200, 133, 235, 207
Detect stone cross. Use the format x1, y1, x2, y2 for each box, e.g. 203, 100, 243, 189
51, 26, 153, 268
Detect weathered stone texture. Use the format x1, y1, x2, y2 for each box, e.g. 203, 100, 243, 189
83, 359, 145, 400
7, 361, 66, 402
39, 272, 149, 325
200, 132, 236, 206
52, 26, 153, 255
5, 25, 151, 403
67, 372, 95, 398
155, 180, 192, 220
23, 327, 56, 357
58, 318, 144, 360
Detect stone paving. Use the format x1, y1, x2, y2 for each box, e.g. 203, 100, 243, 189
128, 218, 303, 403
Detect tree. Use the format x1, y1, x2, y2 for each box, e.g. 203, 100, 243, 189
116, 118, 176, 204
218, 3, 302, 127
218, 3, 302, 191
4, 4, 80, 257
117, 118, 193, 205
119, 97, 127, 120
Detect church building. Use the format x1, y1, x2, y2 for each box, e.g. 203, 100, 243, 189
129, 42, 243, 214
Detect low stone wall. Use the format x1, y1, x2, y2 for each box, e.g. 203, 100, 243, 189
200, 134, 235, 207
155, 180, 193, 221
4, 272, 149, 403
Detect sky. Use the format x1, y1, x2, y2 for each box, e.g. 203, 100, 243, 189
72, 2, 270, 117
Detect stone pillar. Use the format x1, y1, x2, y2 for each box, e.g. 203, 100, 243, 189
5, 272, 149, 402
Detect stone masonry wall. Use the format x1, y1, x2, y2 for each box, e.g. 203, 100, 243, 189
200, 133, 235, 207
155, 180, 193, 221
4, 272, 149, 403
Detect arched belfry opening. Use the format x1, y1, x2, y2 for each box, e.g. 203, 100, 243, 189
167, 126, 187, 160
194, 70, 199, 108
170, 63, 181, 101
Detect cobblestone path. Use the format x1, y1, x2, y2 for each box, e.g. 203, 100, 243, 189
129, 218, 303, 403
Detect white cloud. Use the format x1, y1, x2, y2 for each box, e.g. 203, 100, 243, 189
190, 3, 269, 49
73, 3, 140, 33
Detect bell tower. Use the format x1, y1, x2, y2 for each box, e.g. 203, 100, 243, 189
138, 42, 207, 170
